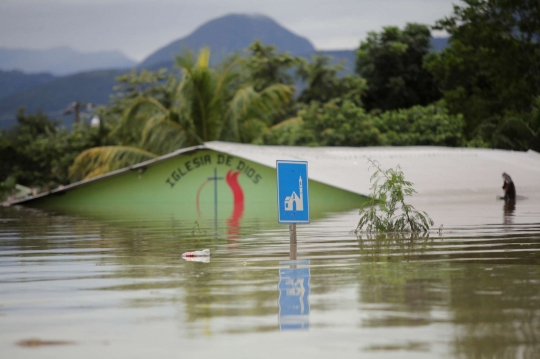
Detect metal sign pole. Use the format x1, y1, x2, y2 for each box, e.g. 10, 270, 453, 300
289, 224, 297, 261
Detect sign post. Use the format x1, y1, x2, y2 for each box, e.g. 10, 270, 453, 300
289, 224, 297, 260
277, 160, 309, 250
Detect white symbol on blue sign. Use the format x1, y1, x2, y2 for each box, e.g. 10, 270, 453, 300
278, 260, 310, 330
284, 176, 304, 211
276, 160, 309, 223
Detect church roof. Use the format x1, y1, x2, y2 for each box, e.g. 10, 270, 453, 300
205, 142, 540, 199
7, 142, 540, 205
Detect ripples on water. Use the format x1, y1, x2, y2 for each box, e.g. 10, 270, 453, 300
0, 195, 539, 358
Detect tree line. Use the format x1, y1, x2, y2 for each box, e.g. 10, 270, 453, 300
1, 0, 539, 198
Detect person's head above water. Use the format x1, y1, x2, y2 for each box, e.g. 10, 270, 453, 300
502, 172, 513, 183
501, 172, 516, 200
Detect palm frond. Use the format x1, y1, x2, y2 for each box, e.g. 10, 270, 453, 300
196, 48, 211, 69
249, 117, 303, 145
140, 116, 190, 155
269, 116, 303, 130
225, 84, 293, 141
230, 84, 292, 119
69, 146, 158, 181
176, 49, 225, 141
111, 97, 168, 139
236, 118, 269, 143
226, 86, 257, 139
214, 56, 241, 98
174, 51, 196, 76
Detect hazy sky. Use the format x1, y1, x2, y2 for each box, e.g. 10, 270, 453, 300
0, 0, 458, 62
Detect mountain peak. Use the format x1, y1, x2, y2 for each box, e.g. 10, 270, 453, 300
139, 13, 315, 69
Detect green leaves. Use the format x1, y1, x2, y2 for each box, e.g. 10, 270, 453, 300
68, 146, 157, 181
68, 47, 294, 180
0, 110, 109, 190
356, 159, 434, 234
427, 0, 540, 149
260, 100, 465, 148
241, 40, 300, 92
297, 54, 367, 106
355, 23, 441, 112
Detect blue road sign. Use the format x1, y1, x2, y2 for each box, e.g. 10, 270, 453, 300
276, 160, 310, 224
278, 260, 311, 330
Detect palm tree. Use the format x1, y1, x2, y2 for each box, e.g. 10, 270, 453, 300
70, 48, 293, 181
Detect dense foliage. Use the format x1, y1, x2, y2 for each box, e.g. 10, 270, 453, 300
0, 110, 107, 197
257, 100, 465, 147
355, 23, 441, 111
425, 0, 540, 150
2, 0, 539, 197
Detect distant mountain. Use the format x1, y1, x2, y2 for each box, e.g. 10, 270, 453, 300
0, 69, 126, 129
0, 47, 136, 76
0, 14, 450, 130
139, 14, 315, 69
430, 37, 449, 52
0, 70, 56, 99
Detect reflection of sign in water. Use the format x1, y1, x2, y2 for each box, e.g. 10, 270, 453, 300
278, 260, 310, 330
276, 161, 310, 223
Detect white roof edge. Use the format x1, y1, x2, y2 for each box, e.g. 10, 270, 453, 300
204, 142, 540, 198
8, 145, 207, 206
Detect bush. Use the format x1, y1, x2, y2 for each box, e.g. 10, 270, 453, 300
356, 159, 434, 234
259, 100, 465, 148
375, 102, 465, 146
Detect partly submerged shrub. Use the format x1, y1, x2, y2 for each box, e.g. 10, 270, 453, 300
355, 159, 433, 234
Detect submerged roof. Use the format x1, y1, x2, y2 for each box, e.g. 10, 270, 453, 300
206, 142, 540, 198
7, 142, 540, 205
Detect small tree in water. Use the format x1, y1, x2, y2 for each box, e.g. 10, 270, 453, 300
356, 159, 433, 234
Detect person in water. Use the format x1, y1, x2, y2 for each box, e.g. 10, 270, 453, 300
501, 172, 516, 201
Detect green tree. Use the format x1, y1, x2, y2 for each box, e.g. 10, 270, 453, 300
0, 109, 105, 190
356, 23, 441, 111
298, 100, 382, 146
258, 100, 465, 148
0, 110, 61, 190
425, 0, 540, 149
102, 69, 173, 146
241, 40, 300, 92
70, 48, 292, 180
375, 101, 465, 147
297, 54, 367, 106
240, 41, 302, 126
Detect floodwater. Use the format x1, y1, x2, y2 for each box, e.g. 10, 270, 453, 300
1, 192, 539, 359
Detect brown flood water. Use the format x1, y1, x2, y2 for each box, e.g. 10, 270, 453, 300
0, 191, 539, 359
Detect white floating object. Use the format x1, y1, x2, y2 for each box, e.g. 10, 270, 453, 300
182, 249, 210, 257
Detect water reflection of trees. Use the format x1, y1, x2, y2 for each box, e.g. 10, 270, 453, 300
356, 232, 434, 262
355, 233, 451, 328
0, 206, 110, 255
449, 264, 540, 359
353, 232, 540, 358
